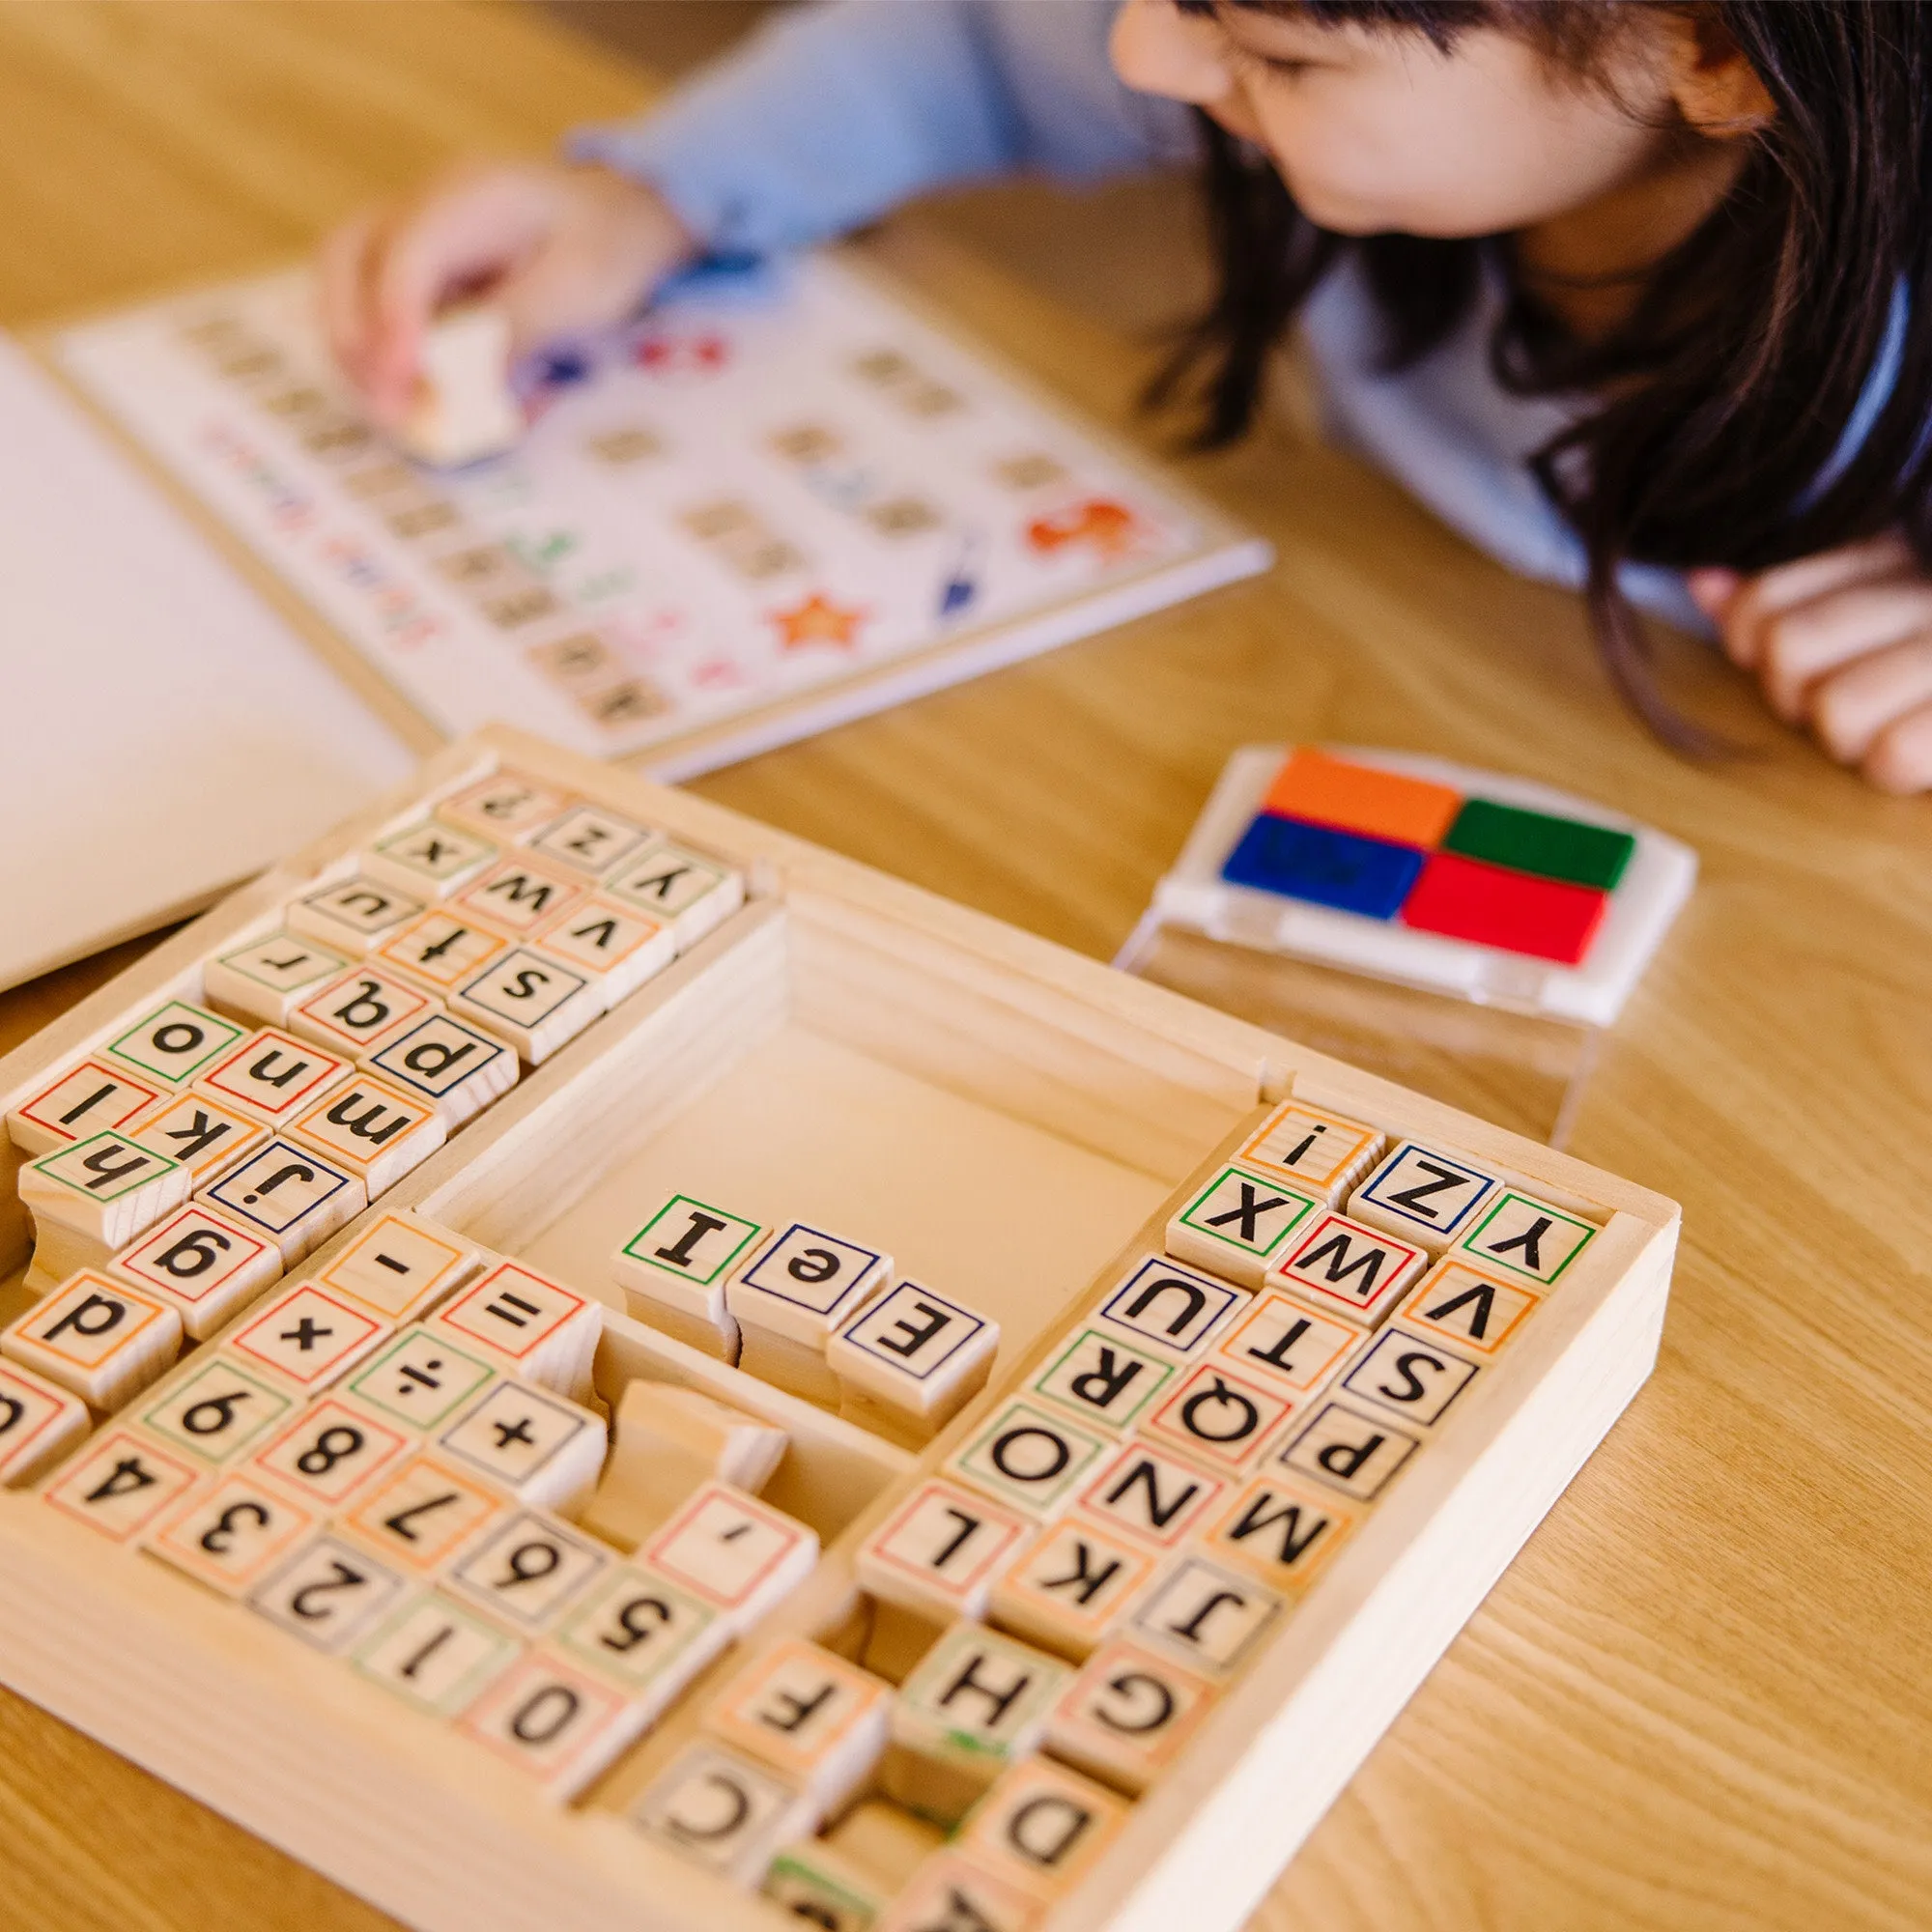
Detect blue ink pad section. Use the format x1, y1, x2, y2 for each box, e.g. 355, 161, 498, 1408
1220, 813, 1424, 919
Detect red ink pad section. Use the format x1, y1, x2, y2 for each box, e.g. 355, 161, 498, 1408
1399, 852, 1608, 965
1262, 749, 1463, 851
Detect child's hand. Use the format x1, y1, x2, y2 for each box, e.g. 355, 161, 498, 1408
1689, 535, 1932, 793
318, 159, 696, 428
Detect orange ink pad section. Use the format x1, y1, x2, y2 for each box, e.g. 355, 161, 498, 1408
1261, 749, 1462, 850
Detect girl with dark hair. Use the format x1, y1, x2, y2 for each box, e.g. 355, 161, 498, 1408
321, 0, 1932, 791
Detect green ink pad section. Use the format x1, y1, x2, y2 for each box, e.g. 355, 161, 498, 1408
1442, 799, 1636, 891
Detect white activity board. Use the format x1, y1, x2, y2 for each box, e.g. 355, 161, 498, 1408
56, 256, 1269, 776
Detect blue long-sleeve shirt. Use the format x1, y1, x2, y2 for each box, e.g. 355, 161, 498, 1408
572, 0, 1896, 632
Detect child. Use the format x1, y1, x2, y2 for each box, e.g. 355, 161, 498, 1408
321, 0, 1932, 793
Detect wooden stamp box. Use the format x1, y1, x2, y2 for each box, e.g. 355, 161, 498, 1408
0, 726, 1678, 1932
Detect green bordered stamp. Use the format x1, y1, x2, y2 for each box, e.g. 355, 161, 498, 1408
1454, 1189, 1596, 1285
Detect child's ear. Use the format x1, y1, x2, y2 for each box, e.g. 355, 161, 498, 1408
1663, 10, 1776, 136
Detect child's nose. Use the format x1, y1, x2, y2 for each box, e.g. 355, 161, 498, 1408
1109, 0, 1238, 108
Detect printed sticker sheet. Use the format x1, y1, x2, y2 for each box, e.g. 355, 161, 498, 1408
55, 257, 1267, 769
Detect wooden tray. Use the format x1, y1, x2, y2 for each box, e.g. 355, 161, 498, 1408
0, 725, 1679, 1932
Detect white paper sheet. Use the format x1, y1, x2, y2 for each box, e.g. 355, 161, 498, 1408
0, 333, 412, 992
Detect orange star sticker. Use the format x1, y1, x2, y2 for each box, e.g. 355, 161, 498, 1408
771, 592, 867, 651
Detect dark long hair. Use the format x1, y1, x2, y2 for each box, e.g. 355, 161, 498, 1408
1159, 2, 1932, 746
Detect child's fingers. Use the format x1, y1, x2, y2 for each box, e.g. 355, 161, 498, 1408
1717, 533, 1912, 668
363, 174, 546, 419
317, 209, 383, 389
1751, 576, 1932, 721
1807, 635, 1932, 764
1861, 698, 1932, 794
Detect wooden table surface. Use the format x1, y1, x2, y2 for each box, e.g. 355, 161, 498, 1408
2, 6, 1928, 1930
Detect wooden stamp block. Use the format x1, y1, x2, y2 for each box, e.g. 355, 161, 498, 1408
136, 1353, 295, 1468
1273, 1397, 1423, 1503
1452, 1188, 1599, 1286
107, 1202, 282, 1339
613, 1195, 765, 1360
954, 1757, 1128, 1902
704, 1637, 894, 1812
1122, 1552, 1283, 1679
104, 999, 247, 1092
856, 1477, 1037, 1625
526, 804, 657, 879
287, 964, 441, 1061
448, 857, 588, 938
1139, 1362, 1302, 1475
362, 818, 499, 900
1090, 1255, 1243, 1364
988, 1517, 1157, 1661
40, 1427, 200, 1544
602, 841, 745, 951
1165, 1164, 1320, 1288
143, 1472, 318, 1598
341, 1453, 508, 1577
247, 1531, 408, 1654
8, 1058, 163, 1156
1208, 1290, 1357, 1399
366, 1012, 520, 1127
202, 1137, 367, 1266
353, 1590, 524, 1717
459, 1650, 644, 1803
1263, 1211, 1427, 1328
444, 1507, 611, 1634
198, 1027, 353, 1130
885, 1622, 1070, 1825
637, 1482, 819, 1633
582, 1380, 787, 1549
1028, 1325, 1175, 1435
725, 1222, 892, 1405
2, 1270, 182, 1411
1072, 1440, 1227, 1551
829, 1281, 999, 1450
435, 771, 572, 845
125, 1090, 269, 1189
288, 876, 428, 956
761, 1841, 889, 1932
0, 1360, 90, 1488
318, 1211, 480, 1323
397, 304, 522, 468
1202, 1472, 1360, 1596
1337, 1323, 1483, 1430
1397, 1257, 1544, 1357
290, 1071, 447, 1197
529, 895, 676, 1006
345, 1327, 498, 1433
944, 1399, 1111, 1520
21, 1130, 192, 1249
1235, 1099, 1385, 1205
425, 1260, 601, 1401
204, 931, 352, 1027
448, 946, 600, 1065
226, 1282, 390, 1393
1044, 1636, 1217, 1797
1349, 1140, 1502, 1255
628, 1741, 819, 1887
880, 1851, 1045, 1932
553, 1564, 729, 1712
434, 1378, 609, 1517
247, 1394, 413, 1510
374, 910, 509, 998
